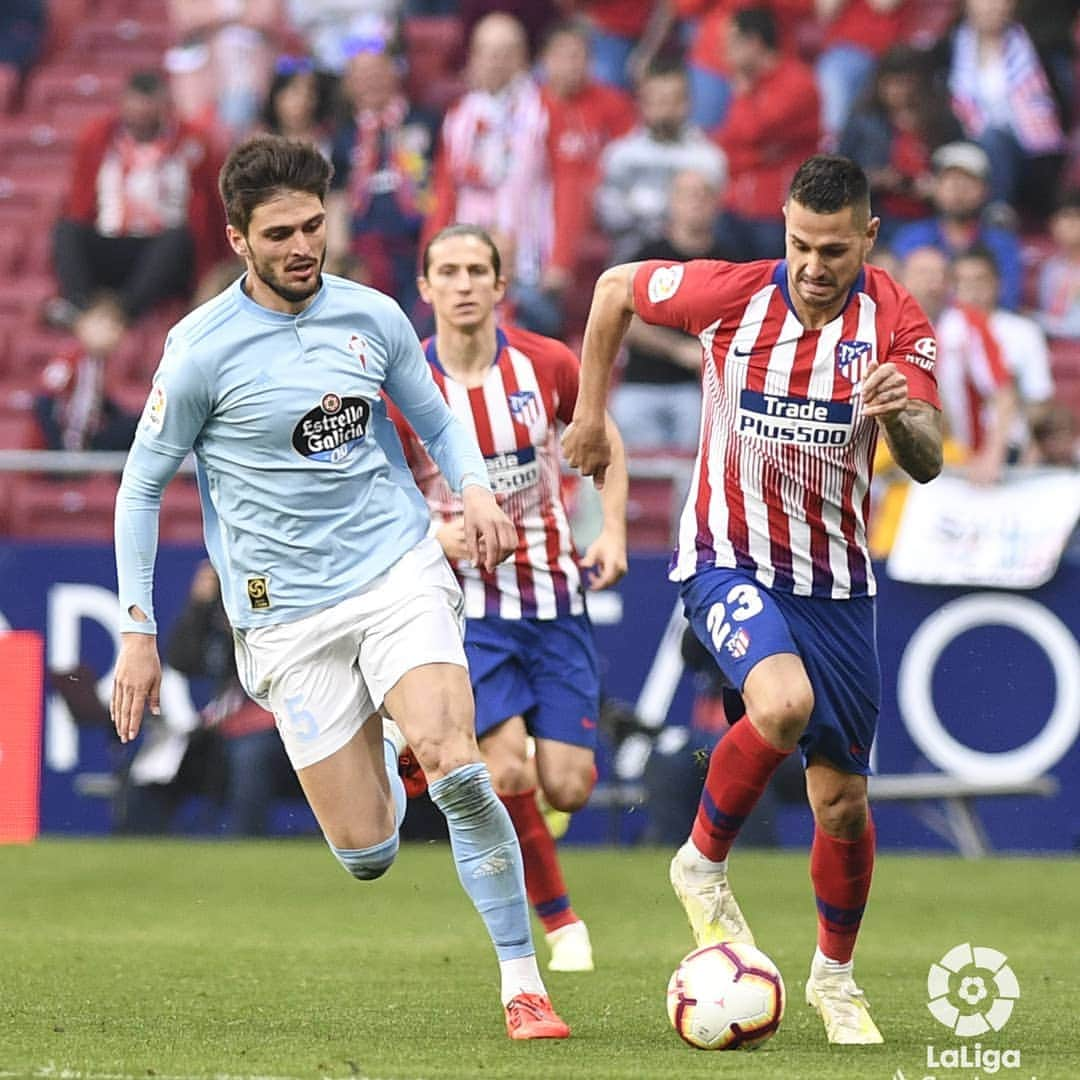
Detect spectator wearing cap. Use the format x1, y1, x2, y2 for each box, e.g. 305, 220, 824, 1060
942, 0, 1066, 215
596, 57, 727, 263
326, 40, 438, 322
1036, 190, 1080, 341
837, 44, 963, 245
50, 71, 225, 326
891, 141, 1023, 311
424, 12, 572, 336
712, 6, 820, 261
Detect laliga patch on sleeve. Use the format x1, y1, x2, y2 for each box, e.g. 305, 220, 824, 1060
647, 264, 684, 303
144, 383, 167, 433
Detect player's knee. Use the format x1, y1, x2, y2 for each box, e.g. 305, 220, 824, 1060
486, 754, 532, 796
751, 686, 814, 747
410, 729, 478, 784
812, 791, 868, 839
542, 771, 594, 813
329, 834, 399, 881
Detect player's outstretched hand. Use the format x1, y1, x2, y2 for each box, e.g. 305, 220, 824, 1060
561, 418, 611, 489
111, 633, 162, 744
581, 527, 628, 591
462, 485, 517, 573
860, 359, 909, 421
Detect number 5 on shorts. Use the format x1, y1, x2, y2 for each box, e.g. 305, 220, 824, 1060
283, 693, 319, 743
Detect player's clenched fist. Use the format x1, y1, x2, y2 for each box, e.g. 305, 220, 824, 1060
860, 360, 909, 420
462, 485, 517, 572
561, 418, 612, 489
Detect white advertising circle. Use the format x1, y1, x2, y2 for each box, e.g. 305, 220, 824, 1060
897, 594, 1080, 782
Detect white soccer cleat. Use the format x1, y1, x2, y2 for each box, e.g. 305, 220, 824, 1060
805, 965, 884, 1044
382, 717, 408, 756
545, 919, 595, 972
669, 841, 755, 947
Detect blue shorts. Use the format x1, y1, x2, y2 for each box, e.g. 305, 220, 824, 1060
465, 614, 599, 750
681, 568, 880, 775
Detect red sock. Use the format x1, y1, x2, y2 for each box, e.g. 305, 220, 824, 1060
810, 814, 875, 964
500, 790, 578, 933
691, 718, 791, 861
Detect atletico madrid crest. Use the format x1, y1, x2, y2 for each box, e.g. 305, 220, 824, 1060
508, 389, 540, 427
835, 339, 872, 382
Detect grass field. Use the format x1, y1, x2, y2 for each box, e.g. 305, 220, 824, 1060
1, 841, 1078, 1080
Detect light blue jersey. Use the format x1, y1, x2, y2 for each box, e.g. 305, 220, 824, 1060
115, 273, 491, 633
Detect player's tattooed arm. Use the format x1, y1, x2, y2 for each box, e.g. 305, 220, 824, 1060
861, 360, 943, 483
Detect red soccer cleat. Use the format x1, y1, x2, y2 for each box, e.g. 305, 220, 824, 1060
398, 747, 428, 799
504, 993, 571, 1040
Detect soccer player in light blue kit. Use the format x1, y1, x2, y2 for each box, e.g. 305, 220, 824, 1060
111, 134, 571, 1039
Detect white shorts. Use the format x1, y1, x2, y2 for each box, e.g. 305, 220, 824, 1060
233, 536, 466, 770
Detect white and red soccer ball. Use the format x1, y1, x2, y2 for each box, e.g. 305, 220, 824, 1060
667, 942, 786, 1050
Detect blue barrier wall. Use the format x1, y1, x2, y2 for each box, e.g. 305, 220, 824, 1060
1, 542, 1077, 850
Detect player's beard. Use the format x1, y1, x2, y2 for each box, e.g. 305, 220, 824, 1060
251, 249, 326, 304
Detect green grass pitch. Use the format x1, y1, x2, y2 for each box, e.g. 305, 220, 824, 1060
1, 840, 1078, 1080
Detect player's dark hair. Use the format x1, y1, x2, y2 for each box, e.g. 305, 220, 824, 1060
788, 155, 871, 223
953, 243, 1000, 279
732, 7, 778, 51
219, 134, 333, 234
421, 224, 502, 278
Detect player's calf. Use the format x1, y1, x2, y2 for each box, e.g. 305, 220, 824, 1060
329, 834, 399, 881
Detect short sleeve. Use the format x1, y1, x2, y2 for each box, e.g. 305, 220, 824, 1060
551, 344, 580, 426
883, 294, 942, 409
134, 335, 212, 459
633, 259, 730, 335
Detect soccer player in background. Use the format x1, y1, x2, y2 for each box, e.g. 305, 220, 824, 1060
563, 155, 944, 1045
111, 135, 570, 1040
392, 224, 629, 974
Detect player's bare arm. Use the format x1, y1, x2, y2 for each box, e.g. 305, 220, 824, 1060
111, 617, 162, 744
462, 484, 517, 573
862, 360, 943, 483
561, 262, 641, 488
581, 414, 629, 590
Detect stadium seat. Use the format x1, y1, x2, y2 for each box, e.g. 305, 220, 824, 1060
6, 473, 121, 540
626, 475, 679, 551
0, 64, 19, 114
25, 67, 127, 116
0, 273, 58, 324
0, 412, 45, 451
42, 0, 89, 61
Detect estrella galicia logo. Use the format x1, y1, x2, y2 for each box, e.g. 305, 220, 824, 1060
835, 339, 872, 381
292, 393, 371, 464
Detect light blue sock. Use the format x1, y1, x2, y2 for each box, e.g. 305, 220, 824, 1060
383, 738, 407, 831
428, 762, 535, 961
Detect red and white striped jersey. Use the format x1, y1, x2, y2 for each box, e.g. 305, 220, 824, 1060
934, 303, 1010, 453
393, 326, 584, 619
634, 258, 941, 598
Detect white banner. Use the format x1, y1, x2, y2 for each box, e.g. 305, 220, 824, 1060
886, 469, 1080, 589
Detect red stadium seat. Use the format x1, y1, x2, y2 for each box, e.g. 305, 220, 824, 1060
0, 272, 58, 324
0, 412, 45, 450
626, 475, 679, 551
1049, 336, 1080, 379
25, 67, 127, 115
42, 0, 89, 62
0, 64, 19, 114
6, 473, 120, 541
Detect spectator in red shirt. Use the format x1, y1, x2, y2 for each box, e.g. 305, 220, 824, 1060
814, 0, 907, 148
540, 20, 636, 274
678, 0, 813, 130
51, 71, 224, 326
714, 7, 821, 260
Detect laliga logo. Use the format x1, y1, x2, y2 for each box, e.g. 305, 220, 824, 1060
927, 943, 1019, 1036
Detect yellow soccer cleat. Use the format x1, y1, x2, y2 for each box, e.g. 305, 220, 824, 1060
669, 841, 755, 947
805, 968, 884, 1045
545, 919, 595, 972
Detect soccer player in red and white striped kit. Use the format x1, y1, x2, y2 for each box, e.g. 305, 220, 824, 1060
392, 224, 629, 974
564, 155, 945, 1045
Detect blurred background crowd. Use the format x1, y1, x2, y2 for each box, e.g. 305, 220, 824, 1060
0, 0, 1078, 537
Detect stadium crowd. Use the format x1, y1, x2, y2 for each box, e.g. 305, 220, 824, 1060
0, 0, 1078, 547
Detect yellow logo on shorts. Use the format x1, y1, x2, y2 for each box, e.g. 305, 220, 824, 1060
247, 577, 270, 609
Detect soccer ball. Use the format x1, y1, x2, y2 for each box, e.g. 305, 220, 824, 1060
666, 942, 786, 1050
